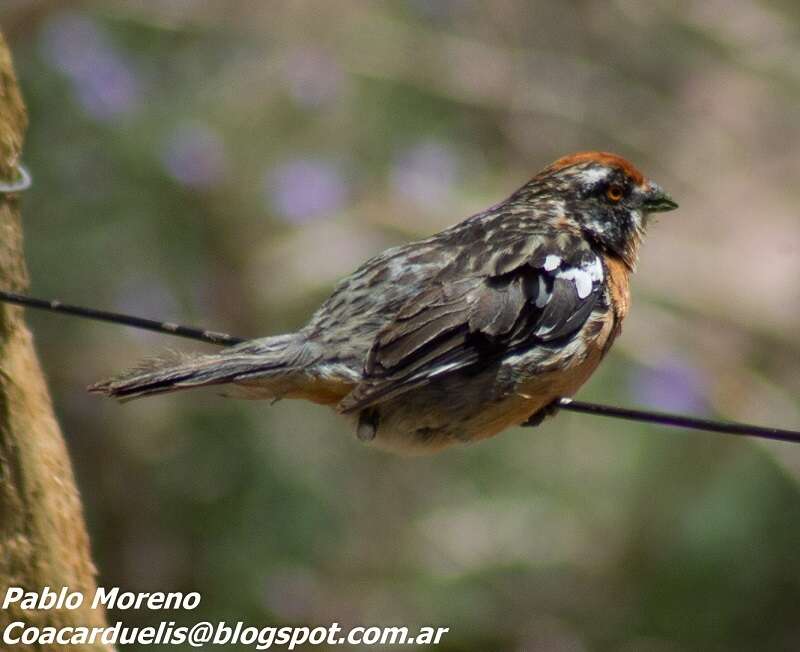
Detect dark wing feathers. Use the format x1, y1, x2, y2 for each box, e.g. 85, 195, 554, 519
535, 277, 578, 339
487, 229, 555, 275
339, 236, 602, 413
374, 308, 468, 369
538, 282, 598, 341
368, 282, 470, 360
469, 274, 526, 337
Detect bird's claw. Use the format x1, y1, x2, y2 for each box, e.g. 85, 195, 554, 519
356, 409, 379, 442
521, 399, 561, 427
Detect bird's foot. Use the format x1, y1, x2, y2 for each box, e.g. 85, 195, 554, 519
356, 409, 379, 442
521, 399, 561, 428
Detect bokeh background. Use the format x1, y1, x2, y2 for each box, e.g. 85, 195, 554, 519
3, 1, 800, 650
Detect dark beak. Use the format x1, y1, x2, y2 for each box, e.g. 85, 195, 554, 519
642, 182, 678, 212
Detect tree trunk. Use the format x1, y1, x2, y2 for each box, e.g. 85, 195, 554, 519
0, 34, 112, 651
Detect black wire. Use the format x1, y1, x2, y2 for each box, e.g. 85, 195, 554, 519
557, 398, 800, 444
0, 290, 244, 346
3, 290, 799, 444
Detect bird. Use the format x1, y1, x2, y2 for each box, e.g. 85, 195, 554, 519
91, 151, 678, 454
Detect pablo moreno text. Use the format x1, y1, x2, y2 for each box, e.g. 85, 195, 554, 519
3, 586, 201, 611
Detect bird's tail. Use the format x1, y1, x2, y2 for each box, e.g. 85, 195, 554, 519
89, 334, 301, 401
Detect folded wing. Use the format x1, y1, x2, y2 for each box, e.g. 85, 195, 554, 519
338, 235, 604, 413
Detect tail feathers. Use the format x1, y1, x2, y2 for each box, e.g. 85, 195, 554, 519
90, 336, 299, 401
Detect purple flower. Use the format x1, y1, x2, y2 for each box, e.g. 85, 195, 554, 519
264, 159, 348, 223
390, 141, 459, 211
38, 12, 142, 121
161, 122, 230, 189
631, 357, 710, 415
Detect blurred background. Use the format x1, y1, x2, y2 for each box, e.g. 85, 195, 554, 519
2, 1, 800, 650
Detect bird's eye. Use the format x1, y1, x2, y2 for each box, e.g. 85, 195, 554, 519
606, 184, 624, 202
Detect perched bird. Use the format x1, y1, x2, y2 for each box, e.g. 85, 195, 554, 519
92, 152, 677, 453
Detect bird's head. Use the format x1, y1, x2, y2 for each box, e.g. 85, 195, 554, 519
526, 151, 678, 269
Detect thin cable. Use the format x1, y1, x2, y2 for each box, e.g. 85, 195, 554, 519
3, 290, 798, 444
557, 398, 800, 444
0, 290, 243, 346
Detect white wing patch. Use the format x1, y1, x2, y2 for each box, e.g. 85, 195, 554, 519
555, 255, 603, 299
544, 254, 561, 271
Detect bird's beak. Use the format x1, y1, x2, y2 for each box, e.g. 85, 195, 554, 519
642, 182, 678, 212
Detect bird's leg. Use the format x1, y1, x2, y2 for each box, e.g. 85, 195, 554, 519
521, 399, 561, 427
356, 408, 380, 442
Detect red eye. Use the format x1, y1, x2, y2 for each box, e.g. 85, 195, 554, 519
606, 184, 624, 202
